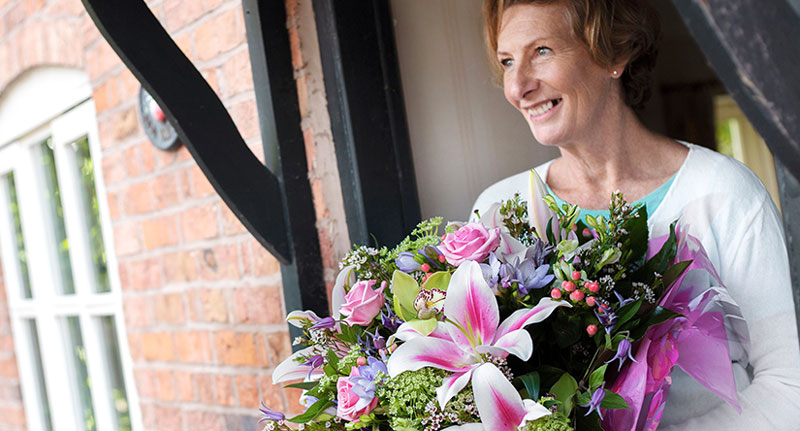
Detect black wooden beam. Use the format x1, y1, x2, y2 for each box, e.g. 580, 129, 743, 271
81, 0, 291, 263
242, 0, 328, 317
672, 0, 800, 181
313, 0, 421, 247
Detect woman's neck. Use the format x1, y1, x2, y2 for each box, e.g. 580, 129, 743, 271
546, 108, 687, 210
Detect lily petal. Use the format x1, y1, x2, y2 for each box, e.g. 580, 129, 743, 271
272, 347, 322, 383
441, 424, 486, 431
286, 310, 322, 328
496, 297, 570, 340
477, 328, 533, 361
437, 369, 475, 409
332, 265, 356, 319
478, 202, 505, 230
387, 336, 478, 377
471, 363, 528, 430
521, 399, 553, 423
444, 261, 499, 349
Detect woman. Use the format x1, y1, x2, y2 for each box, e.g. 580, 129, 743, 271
471, 0, 800, 429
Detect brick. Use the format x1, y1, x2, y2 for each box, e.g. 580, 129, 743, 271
229, 98, 259, 139
175, 331, 212, 364
235, 374, 259, 408
123, 145, 140, 177
106, 191, 121, 220
153, 405, 183, 431
175, 370, 193, 402
214, 331, 258, 367
189, 164, 215, 198
201, 67, 221, 97
256, 334, 270, 367
256, 375, 284, 410
140, 332, 174, 361
193, 372, 214, 404
163, 0, 204, 32
152, 172, 180, 209
125, 257, 163, 291
139, 140, 157, 173
197, 244, 240, 281
215, 375, 235, 406
173, 31, 193, 60
92, 78, 116, 114
221, 48, 253, 96
0, 357, 18, 378
202, 0, 226, 11
139, 403, 156, 429
266, 331, 292, 367
113, 106, 139, 140
190, 288, 227, 323
220, 204, 246, 235
101, 150, 126, 184
122, 295, 154, 328
249, 241, 280, 276
184, 410, 224, 430
180, 204, 219, 242
155, 369, 175, 401
134, 368, 157, 399
127, 332, 143, 361
285, 386, 306, 416
233, 286, 283, 324
118, 68, 141, 102
141, 215, 179, 250
163, 251, 197, 283
0, 406, 26, 428
124, 181, 154, 214
194, 7, 244, 61
153, 292, 185, 325
112, 222, 142, 257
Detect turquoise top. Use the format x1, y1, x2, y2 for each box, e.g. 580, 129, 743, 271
545, 173, 676, 223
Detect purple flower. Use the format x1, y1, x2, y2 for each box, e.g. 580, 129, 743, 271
302, 355, 325, 379
395, 252, 421, 273
380, 306, 403, 331
310, 316, 337, 330
582, 386, 606, 419
606, 338, 638, 371
497, 257, 554, 295
595, 302, 618, 334
525, 239, 553, 266
348, 357, 388, 410
258, 401, 285, 424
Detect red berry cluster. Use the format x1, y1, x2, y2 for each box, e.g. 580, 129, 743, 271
549, 271, 603, 336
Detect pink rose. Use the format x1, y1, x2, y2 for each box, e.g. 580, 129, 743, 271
336, 368, 378, 421
339, 280, 385, 326
440, 222, 500, 266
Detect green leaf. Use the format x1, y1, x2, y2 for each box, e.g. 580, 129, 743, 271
615, 297, 643, 327
405, 317, 438, 336
626, 205, 649, 262
588, 364, 607, 390
576, 391, 591, 405
421, 271, 451, 292
284, 381, 318, 390
600, 390, 630, 410
392, 270, 421, 321
662, 260, 692, 289
326, 348, 339, 369
288, 398, 335, 423
518, 372, 541, 401
644, 222, 678, 276
550, 373, 579, 416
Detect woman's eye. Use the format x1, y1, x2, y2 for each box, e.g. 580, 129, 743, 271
536, 46, 552, 56
499, 58, 514, 69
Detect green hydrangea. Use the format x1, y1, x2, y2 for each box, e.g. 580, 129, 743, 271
519, 412, 574, 431
378, 367, 445, 429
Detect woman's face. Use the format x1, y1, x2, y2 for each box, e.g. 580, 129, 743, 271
497, 3, 618, 147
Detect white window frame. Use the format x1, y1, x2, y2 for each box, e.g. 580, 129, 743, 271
0, 69, 141, 431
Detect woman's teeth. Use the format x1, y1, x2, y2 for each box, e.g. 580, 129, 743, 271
527, 99, 561, 116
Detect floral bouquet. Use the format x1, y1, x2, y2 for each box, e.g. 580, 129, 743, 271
259, 171, 747, 431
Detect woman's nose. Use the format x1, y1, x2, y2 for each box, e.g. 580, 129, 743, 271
505, 62, 539, 103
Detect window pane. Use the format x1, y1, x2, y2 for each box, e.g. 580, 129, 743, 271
40, 138, 75, 295
2, 173, 32, 298
24, 319, 53, 430
97, 316, 131, 431
61, 316, 96, 431
69, 137, 110, 293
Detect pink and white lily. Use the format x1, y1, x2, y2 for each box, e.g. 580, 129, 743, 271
442, 363, 552, 431
387, 260, 569, 408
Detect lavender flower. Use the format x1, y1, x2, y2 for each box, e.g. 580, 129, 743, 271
310, 316, 336, 330
606, 338, 638, 371
258, 401, 285, 424
380, 306, 403, 332
479, 252, 501, 289
497, 257, 554, 295
581, 386, 606, 419
395, 252, 421, 273
301, 355, 325, 379
595, 302, 618, 334
525, 239, 553, 266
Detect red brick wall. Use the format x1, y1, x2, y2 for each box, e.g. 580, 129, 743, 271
0, 0, 344, 429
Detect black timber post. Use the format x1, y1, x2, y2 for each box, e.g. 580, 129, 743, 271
671, 0, 800, 334
312, 0, 421, 247
81, 0, 328, 318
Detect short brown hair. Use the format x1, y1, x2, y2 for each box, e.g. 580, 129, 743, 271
483, 0, 661, 110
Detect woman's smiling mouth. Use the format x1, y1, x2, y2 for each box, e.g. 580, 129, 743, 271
526, 98, 562, 119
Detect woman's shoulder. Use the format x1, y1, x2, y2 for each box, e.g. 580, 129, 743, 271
678, 142, 769, 198
470, 160, 554, 221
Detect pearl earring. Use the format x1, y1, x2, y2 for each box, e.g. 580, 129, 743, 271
612, 70, 619, 76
